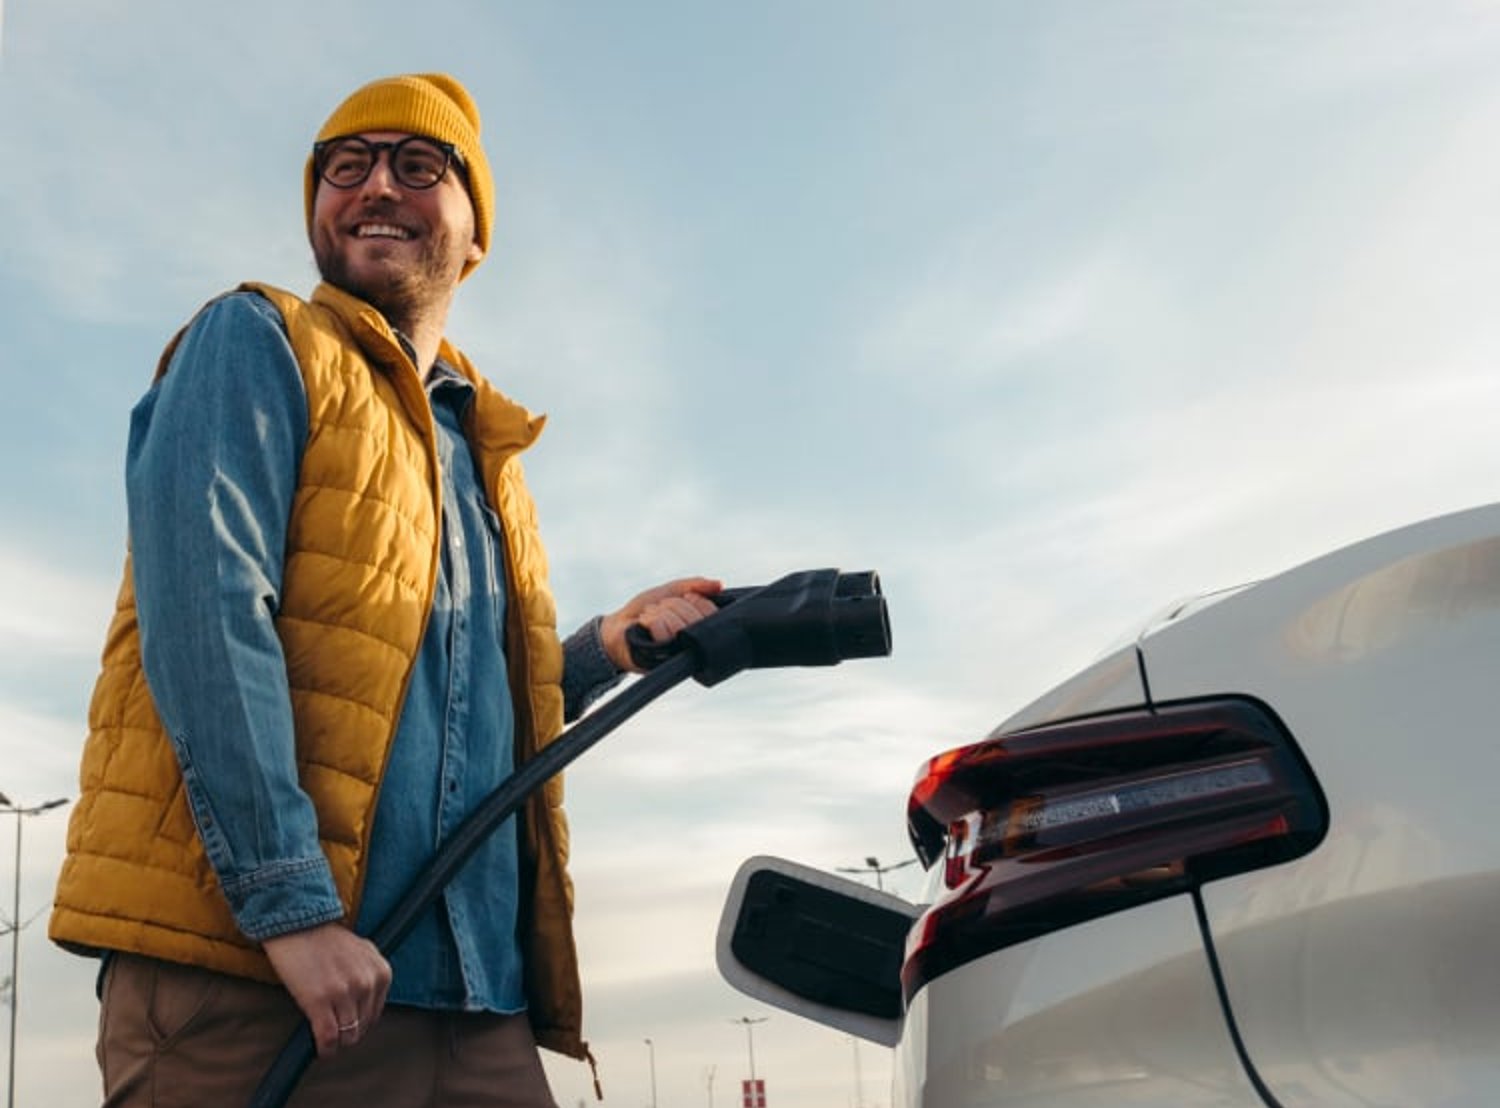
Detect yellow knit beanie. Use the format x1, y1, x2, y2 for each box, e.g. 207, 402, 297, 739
304, 73, 494, 278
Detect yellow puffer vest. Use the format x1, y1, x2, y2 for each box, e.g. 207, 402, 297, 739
50, 282, 587, 1058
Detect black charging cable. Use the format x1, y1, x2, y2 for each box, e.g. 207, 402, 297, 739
248, 569, 890, 1108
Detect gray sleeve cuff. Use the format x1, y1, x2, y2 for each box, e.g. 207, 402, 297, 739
562, 615, 627, 722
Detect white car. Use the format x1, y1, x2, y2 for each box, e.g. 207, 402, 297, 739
719, 502, 1500, 1107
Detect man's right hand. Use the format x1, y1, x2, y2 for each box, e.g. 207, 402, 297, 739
601, 576, 724, 672
262, 922, 392, 1057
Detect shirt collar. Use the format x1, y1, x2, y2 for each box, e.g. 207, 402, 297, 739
388, 329, 471, 400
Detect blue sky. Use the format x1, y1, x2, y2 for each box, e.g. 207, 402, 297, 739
4, 3, 1500, 1106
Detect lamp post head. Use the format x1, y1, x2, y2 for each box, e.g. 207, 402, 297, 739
0, 795, 68, 815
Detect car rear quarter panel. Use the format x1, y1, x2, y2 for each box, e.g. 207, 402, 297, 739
1139, 503, 1500, 1106
901, 897, 1266, 1107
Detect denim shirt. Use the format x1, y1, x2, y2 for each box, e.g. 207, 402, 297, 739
127, 291, 621, 1011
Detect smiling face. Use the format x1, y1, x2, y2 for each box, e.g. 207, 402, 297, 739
310, 130, 485, 333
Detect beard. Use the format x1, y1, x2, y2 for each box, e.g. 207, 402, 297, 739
312, 204, 469, 335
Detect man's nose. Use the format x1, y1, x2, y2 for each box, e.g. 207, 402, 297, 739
359, 152, 402, 198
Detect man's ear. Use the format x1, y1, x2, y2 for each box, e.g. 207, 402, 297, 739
467, 239, 485, 264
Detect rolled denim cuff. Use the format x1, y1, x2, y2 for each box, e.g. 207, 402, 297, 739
220, 857, 347, 942
562, 615, 625, 721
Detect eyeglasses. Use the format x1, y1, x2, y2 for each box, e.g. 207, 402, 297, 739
312, 135, 463, 191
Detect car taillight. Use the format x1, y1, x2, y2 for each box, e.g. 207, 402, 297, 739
902, 697, 1326, 999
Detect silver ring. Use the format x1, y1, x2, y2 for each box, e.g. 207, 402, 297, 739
337, 1019, 360, 1034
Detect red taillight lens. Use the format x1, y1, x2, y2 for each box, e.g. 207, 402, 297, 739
902, 698, 1326, 999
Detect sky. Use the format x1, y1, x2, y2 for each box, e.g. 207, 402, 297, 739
3, 2, 1500, 1106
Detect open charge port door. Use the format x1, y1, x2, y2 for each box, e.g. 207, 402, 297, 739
717, 856, 920, 1046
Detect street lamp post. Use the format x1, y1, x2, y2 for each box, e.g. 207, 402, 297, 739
850, 1035, 864, 1108
836, 855, 916, 892
1, 793, 69, 1108
643, 1037, 657, 1108
730, 1015, 767, 1093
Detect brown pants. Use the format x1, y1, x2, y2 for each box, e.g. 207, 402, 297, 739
97, 954, 558, 1108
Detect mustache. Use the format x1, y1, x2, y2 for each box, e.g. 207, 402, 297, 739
345, 201, 419, 230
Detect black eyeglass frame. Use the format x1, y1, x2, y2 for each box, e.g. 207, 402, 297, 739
311, 135, 465, 191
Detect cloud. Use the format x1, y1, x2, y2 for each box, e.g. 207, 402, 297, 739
860, 244, 1144, 387
9, 5, 1500, 1107
0, 546, 117, 655
0, 548, 113, 771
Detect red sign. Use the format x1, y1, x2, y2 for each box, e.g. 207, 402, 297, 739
741, 1078, 766, 1108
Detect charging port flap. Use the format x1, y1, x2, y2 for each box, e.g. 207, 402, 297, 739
717, 856, 919, 1046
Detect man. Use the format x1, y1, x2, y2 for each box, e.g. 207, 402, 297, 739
50, 73, 720, 1107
